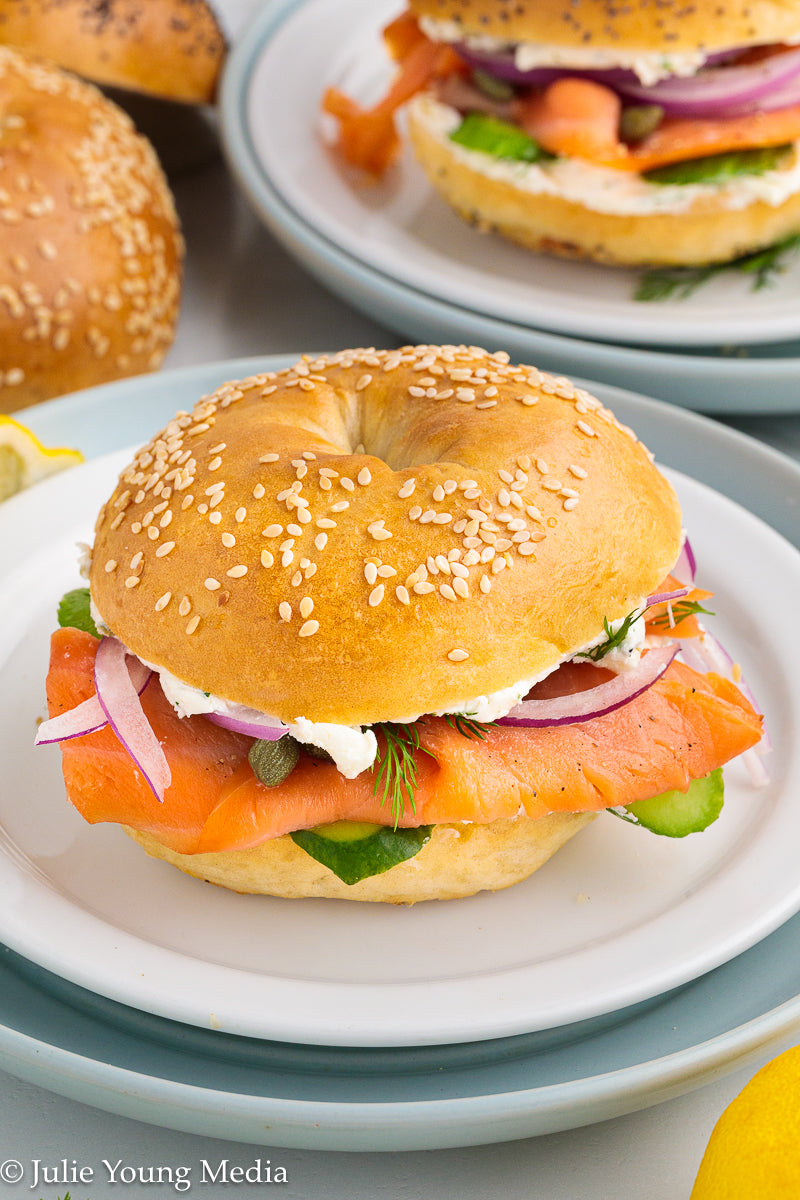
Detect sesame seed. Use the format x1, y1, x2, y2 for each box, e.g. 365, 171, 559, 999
453, 578, 469, 598
222, 532, 236, 548
259, 453, 279, 463
356, 374, 372, 390
398, 479, 416, 498
235, 507, 247, 523
319, 468, 338, 478
408, 506, 422, 521
542, 479, 562, 491
104, 559, 117, 573
340, 478, 355, 492
319, 477, 332, 491
253, 484, 266, 499
263, 524, 282, 537
130, 551, 143, 569
282, 550, 294, 567
279, 602, 292, 622
377, 565, 396, 578
208, 456, 222, 472
302, 452, 316, 461
209, 512, 222, 525
569, 464, 588, 479
577, 420, 597, 437
330, 501, 349, 512
155, 541, 175, 558
315, 532, 328, 550
520, 395, 538, 406
364, 562, 378, 585
518, 542, 537, 556
316, 518, 337, 529
304, 563, 317, 579
448, 649, 469, 662
476, 401, 497, 409
261, 550, 274, 568
179, 597, 192, 617
357, 467, 372, 485
205, 578, 221, 591
287, 523, 303, 537
125, 576, 140, 589
564, 497, 580, 511
480, 576, 491, 593
299, 597, 314, 618
227, 565, 248, 578
433, 484, 445, 502
492, 558, 506, 574
440, 584, 456, 601
444, 479, 458, 494
186, 616, 201, 635
155, 592, 172, 612
396, 585, 410, 605
408, 385, 425, 398
299, 620, 319, 637
413, 581, 435, 595
369, 584, 385, 606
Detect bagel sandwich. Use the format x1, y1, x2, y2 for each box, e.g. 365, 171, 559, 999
323, 3, 800, 266
39, 346, 764, 902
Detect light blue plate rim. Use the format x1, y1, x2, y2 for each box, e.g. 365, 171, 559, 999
3, 355, 800, 1150
219, 0, 800, 415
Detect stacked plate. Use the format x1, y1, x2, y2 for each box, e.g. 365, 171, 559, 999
0, 357, 799, 1152
220, 0, 800, 416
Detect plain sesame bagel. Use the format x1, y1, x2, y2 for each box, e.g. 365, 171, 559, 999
89, 345, 681, 726
0, 0, 226, 104
125, 812, 597, 902
409, 0, 800, 55
0, 46, 183, 413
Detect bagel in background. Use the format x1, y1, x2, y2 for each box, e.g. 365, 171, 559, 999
324, 2, 800, 266
42, 347, 764, 903
0, 46, 183, 413
0, 0, 226, 104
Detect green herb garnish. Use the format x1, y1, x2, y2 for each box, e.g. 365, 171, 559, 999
57, 587, 100, 638
643, 144, 792, 186
371, 722, 432, 827
649, 598, 715, 629
450, 111, 553, 163
635, 232, 800, 302
443, 713, 495, 740
576, 609, 642, 663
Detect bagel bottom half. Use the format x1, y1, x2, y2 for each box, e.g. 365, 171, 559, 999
407, 98, 800, 267
124, 812, 596, 904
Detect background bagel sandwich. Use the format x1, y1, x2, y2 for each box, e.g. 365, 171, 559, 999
40, 346, 764, 902
324, 2, 800, 266
0, 46, 184, 413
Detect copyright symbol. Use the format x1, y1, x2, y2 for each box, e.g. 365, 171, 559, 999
0, 1160, 24, 1183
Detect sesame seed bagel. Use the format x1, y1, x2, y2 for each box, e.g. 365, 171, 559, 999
0, 46, 183, 412
409, 0, 800, 56
408, 97, 800, 267
0, 0, 226, 104
89, 345, 681, 727
125, 812, 596, 903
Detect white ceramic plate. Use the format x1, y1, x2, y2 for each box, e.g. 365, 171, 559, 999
2, 441, 799, 1047
240, 0, 800, 350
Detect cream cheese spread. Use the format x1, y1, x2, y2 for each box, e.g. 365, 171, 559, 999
417, 16, 710, 85
412, 95, 800, 216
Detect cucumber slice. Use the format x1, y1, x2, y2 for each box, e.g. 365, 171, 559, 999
450, 112, 552, 163
623, 769, 724, 837
58, 588, 100, 638
291, 822, 432, 885
644, 144, 792, 186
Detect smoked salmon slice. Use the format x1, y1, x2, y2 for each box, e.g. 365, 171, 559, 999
46, 627, 763, 856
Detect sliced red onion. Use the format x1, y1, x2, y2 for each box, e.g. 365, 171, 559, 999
36, 658, 152, 745
94, 636, 171, 803
674, 538, 697, 586
647, 586, 689, 607
497, 645, 677, 728
613, 47, 800, 115
205, 711, 289, 741
742, 747, 771, 787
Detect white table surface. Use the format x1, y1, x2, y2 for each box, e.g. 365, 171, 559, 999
2, 2, 799, 1195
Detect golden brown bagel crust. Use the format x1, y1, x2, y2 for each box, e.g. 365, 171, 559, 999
0, 0, 226, 103
90, 347, 681, 725
0, 47, 183, 413
410, 0, 800, 54
126, 812, 596, 902
407, 102, 800, 266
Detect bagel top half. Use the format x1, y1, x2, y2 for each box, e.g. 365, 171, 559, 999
409, 0, 800, 56
89, 345, 681, 727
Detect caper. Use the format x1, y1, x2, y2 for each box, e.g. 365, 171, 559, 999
620, 104, 664, 143
471, 69, 515, 102
303, 743, 334, 763
248, 736, 300, 787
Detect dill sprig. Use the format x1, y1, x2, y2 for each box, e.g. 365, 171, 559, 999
649, 597, 715, 629
443, 713, 495, 740
371, 716, 496, 825
371, 722, 431, 828
635, 233, 800, 302
576, 609, 642, 663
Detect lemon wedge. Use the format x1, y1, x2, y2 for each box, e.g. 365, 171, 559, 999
0, 415, 83, 502
691, 1043, 800, 1198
